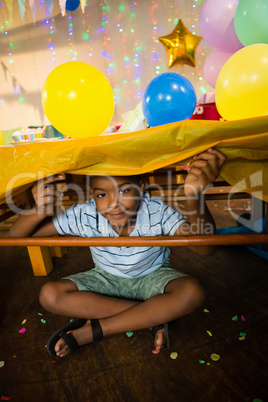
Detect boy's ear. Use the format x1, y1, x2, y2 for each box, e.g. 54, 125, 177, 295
139, 178, 146, 196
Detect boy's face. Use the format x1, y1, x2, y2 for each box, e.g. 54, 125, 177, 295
90, 176, 143, 233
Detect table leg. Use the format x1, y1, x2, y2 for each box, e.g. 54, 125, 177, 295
49, 246, 67, 258
27, 246, 53, 276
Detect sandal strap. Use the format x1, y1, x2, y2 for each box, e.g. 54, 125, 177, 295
150, 324, 164, 338
151, 323, 170, 349
91, 319, 103, 342
60, 331, 79, 352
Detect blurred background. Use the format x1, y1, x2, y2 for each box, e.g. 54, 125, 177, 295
0, 0, 212, 131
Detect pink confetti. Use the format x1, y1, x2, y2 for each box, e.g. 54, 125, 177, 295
241, 315, 246, 321
19, 328, 26, 334
152, 349, 160, 354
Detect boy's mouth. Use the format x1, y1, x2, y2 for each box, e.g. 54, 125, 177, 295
108, 212, 126, 220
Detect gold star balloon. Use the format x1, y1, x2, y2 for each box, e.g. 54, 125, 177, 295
159, 19, 202, 68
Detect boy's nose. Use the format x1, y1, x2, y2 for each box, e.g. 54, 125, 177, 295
108, 194, 119, 209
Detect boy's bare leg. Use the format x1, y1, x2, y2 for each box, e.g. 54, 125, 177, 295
39, 277, 205, 357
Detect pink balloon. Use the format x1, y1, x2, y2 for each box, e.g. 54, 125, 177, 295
203, 50, 234, 88
199, 0, 243, 52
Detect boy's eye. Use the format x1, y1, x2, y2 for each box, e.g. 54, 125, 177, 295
96, 192, 107, 198
119, 187, 130, 194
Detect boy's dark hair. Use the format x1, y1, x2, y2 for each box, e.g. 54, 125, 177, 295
89, 174, 148, 186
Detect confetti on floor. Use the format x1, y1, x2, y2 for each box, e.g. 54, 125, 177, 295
241, 315, 246, 321
210, 353, 220, 361
199, 359, 205, 364
0, 361, 5, 368
126, 331, 133, 337
152, 349, 160, 354
19, 328, 26, 334
38, 313, 43, 316
203, 308, 210, 313
206, 331, 212, 336
41, 319, 46, 324
170, 352, 178, 360
1, 396, 12, 400
21, 319, 26, 324
239, 336, 246, 341
232, 315, 238, 321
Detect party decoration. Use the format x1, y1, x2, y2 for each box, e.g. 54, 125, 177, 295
199, 0, 243, 52
59, 0, 67, 16
80, 0, 86, 13
210, 353, 220, 361
2, 117, 268, 205
42, 62, 115, 139
44, 0, 53, 15
159, 19, 202, 68
66, 0, 80, 11
215, 44, 268, 121
203, 50, 233, 88
29, 0, 37, 23
142, 72, 196, 127
5, 0, 13, 21
18, 0, 26, 21
234, 0, 268, 46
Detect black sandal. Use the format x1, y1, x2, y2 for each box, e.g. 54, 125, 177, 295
47, 318, 103, 357
150, 323, 170, 349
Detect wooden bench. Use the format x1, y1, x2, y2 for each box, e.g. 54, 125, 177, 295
1, 170, 267, 276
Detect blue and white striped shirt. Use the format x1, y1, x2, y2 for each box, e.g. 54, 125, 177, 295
53, 193, 186, 278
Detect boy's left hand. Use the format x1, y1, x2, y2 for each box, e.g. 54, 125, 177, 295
184, 148, 226, 197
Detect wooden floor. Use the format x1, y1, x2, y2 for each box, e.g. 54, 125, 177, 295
0, 238, 267, 402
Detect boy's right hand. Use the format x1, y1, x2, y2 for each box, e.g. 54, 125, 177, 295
32, 174, 65, 215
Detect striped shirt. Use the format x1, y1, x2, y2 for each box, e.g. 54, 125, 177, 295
53, 193, 186, 278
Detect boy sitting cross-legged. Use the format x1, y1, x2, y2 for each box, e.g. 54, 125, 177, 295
9, 148, 226, 357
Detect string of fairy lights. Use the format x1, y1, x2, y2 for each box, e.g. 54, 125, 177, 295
0, 0, 209, 121
0, 3, 15, 103
40, 0, 58, 64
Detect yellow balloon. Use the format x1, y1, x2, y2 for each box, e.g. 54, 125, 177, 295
0, 131, 3, 145
42, 62, 115, 139
215, 44, 268, 121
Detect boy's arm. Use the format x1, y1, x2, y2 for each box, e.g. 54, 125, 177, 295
9, 174, 65, 238
174, 149, 226, 256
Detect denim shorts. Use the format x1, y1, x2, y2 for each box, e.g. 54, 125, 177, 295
64, 264, 187, 301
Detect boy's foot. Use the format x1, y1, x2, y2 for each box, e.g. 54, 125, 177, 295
51, 320, 168, 358
151, 325, 168, 351
54, 319, 93, 357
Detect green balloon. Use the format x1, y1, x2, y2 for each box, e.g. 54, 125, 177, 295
234, 0, 268, 46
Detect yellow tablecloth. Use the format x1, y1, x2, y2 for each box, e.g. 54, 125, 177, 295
1, 116, 268, 204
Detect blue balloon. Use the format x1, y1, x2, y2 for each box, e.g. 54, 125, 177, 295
66, 0, 80, 11
142, 73, 196, 127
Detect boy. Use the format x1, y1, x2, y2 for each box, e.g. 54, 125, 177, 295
9, 148, 226, 357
